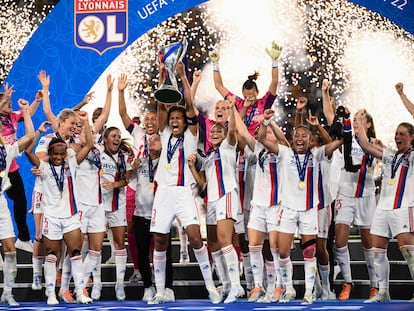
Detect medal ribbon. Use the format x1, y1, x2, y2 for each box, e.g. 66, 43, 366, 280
294, 149, 311, 183
49, 161, 65, 195
243, 102, 258, 128
167, 134, 184, 164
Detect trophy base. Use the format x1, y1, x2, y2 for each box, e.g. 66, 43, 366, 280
154, 86, 183, 104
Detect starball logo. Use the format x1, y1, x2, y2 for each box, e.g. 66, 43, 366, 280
74, 0, 128, 55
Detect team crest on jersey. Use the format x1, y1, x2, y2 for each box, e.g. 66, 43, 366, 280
74, 0, 128, 55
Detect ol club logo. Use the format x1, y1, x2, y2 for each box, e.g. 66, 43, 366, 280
74, 0, 128, 55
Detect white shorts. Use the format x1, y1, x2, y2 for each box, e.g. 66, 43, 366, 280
78, 202, 106, 233
334, 194, 376, 228
42, 214, 81, 240
248, 202, 279, 233
0, 196, 15, 240
151, 185, 199, 234
105, 208, 127, 228
317, 205, 332, 239
206, 191, 241, 225
370, 207, 414, 239
31, 189, 43, 214
277, 206, 318, 236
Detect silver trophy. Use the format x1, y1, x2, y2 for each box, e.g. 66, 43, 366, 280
154, 39, 188, 104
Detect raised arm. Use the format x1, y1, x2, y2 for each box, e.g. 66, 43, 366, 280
227, 97, 237, 146
28, 89, 42, 116
257, 109, 279, 155
269, 119, 290, 147
353, 113, 383, 159
264, 40, 282, 95
190, 69, 202, 106
395, 82, 414, 116
0, 83, 14, 111
210, 45, 230, 98
306, 110, 332, 144
76, 111, 94, 164
93, 74, 113, 134
38, 70, 58, 131
72, 91, 95, 111
118, 73, 133, 129
25, 121, 49, 167
176, 61, 197, 136
322, 79, 335, 125
294, 96, 308, 127
234, 104, 256, 151
17, 99, 35, 152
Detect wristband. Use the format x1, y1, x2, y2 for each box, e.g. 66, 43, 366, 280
213, 62, 220, 72
187, 115, 198, 126
262, 119, 270, 126
271, 59, 278, 68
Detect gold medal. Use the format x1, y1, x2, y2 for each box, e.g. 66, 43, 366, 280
298, 181, 305, 190
148, 182, 154, 189
0, 171, 5, 178
165, 163, 171, 170
388, 178, 395, 185
367, 167, 372, 174
99, 168, 105, 176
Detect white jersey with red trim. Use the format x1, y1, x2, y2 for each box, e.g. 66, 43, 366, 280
251, 142, 281, 207
134, 157, 159, 219
39, 156, 79, 218
201, 139, 238, 202
154, 127, 197, 187
100, 146, 131, 212
377, 148, 414, 211
278, 145, 325, 211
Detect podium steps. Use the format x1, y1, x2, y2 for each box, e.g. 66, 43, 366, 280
4, 238, 414, 302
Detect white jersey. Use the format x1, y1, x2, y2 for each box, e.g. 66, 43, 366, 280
338, 136, 376, 197
377, 148, 414, 211
74, 144, 102, 206
0, 144, 20, 194
330, 149, 343, 200
317, 156, 333, 209
154, 127, 198, 187
236, 146, 254, 211
35, 133, 75, 154
126, 122, 150, 190
201, 139, 238, 202
251, 142, 281, 207
134, 156, 159, 219
39, 156, 78, 218
100, 146, 131, 212
278, 145, 325, 211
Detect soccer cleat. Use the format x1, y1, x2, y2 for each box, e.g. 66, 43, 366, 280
163, 288, 175, 302
115, 283, 126, 301
91, 283, 102, 300
58, 289, 75, 303
364, 291, 391, 303
147, 290, 165, 305
223, 286, 245, 304
129, 269, 142, 283
279, 288, 297, 303
339, 283, 352, 301
248, 287, 265, 302
32, 274, 42, 290
1, 293, 19, 306
142, 286, 155, 302
179, 251, 190, 264
76, 293, 92, 304
15, 239, 33, 253
206, 285, 221, 304
369, 287, 379, 299
312, 279, 322, 300
321, 287, 336, 300
47, 294, 59, 305
301, 292, 313, 304
272, 286, 284, 302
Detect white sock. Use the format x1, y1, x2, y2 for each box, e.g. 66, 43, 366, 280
336, 246, 352, 283
60, 255, 72, 291
241, 252, 253, 290
221, 244, 241, 288
270, 248, 282, 287
304, 257, 317, 294
400, 245, 414, 280
372, 247, 389, 293
153, 250, 166, 292
193, 245, 215, 288
249, 245, 264, 288
318, 263, 331, 290
279, 256, 294, 291
211, 249, 230, 288
83, 249, 101, 284
3, 251, 16, 292
364, 247, 378, 288
32, 255, 44, 279
70, 255, 85, 296
265, 260, 276, 294
114, 249, 127, 285
44, 254, 57, 296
